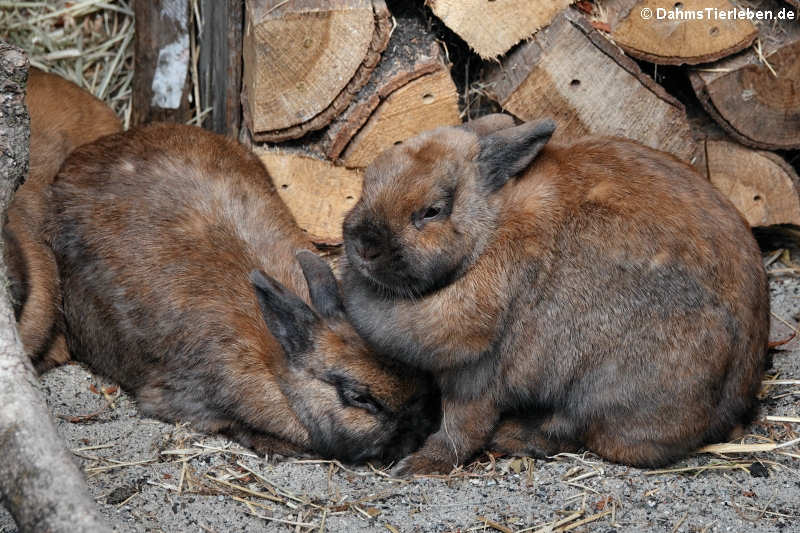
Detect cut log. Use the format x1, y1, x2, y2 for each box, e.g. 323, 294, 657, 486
243, 0, 391, 142
427, 0, 572, 59
132, 0, 192, 125
313, 11, 461, 167
703, 140, 800, 227
198, 0, 244, 138
689, 6, 800, 150
604, 0, 757, 65
256, 149, 363, 244
484, 9, 697, 161
0, 43, 108, 533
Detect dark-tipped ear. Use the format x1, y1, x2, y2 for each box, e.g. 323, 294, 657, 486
250, 269, 317, 359
296, 250, 344, 319
477, 118, 556, 191
459, 113, 516, 136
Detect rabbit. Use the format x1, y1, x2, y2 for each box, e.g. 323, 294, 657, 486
3, 67, 121, 373
46, 123, 439, 463
340, 114, 770, 475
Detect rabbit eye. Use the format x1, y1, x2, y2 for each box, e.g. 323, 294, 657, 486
331, 376, 383, 414
412, 197, 451, 230
423, 207, 441, 219
342, 388, 382, 414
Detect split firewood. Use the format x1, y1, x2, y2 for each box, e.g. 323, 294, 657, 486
314, 10, 461, 168
603, 0, 757, 65
426, 0, 572, 59
256, 149, 363, 244
703, 140, 800, 227
484, 9, 697, 161
689, 4, 800, 150
242, 0, 392, 143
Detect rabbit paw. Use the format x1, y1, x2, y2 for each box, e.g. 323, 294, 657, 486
391, 453, 456, 478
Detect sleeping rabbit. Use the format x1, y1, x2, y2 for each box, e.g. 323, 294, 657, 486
4, 67, 121, 372
48, 123, 439, 463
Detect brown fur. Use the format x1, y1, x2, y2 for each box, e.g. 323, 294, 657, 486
3, 67, 121, 372
47, 123, 438, 463
341, 114, 770, 474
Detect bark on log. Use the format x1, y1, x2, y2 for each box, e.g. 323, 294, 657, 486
484, 9, 697, 161
132, 0, 192, 125
313, 11, 461, 167
0, 43, 108, 533
243, 0, 392, 142
256, 148, 363, 244
703, 140, 800, 227
604, 0, 757, 65
689, 5, 800, 150
427, 0, 573, 59
199, 0, 244, 138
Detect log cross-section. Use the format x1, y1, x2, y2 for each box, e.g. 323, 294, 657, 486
704, 140, 800, 227
243, 0, 392, 142
689, 7, 800, 151
605, 0, 757, 65
309, 11, 461, 167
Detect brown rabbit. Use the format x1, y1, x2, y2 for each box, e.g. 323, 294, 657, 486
3, 67, 121, 372
341, 114, 770, 475
47, 123, 439, 462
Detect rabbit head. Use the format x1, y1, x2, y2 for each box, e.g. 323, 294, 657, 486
251, 250, 440, 462
343, 115, 555, 296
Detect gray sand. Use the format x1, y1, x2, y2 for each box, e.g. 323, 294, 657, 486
1, 271, 798, 533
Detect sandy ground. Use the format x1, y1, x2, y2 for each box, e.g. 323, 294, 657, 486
1, 266, 798, 533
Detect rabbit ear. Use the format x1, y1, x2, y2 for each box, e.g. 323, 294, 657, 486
476, 119, 556, 191
250, 269, 317, 360
459, 113, 516, 136
296, 250, 345, 319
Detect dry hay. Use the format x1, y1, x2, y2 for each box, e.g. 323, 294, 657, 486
0, 0, 208, 130
0, 1, 135, 128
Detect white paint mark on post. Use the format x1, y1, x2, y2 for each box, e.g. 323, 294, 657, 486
152, 35, 189, 109
161, 0, 188, 30
151, 0, 189, 109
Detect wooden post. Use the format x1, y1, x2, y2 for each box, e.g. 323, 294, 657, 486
199, 0, 244, 138
132, 0, 192, 125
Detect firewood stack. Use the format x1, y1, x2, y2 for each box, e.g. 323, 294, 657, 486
218, 0, 800, 241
